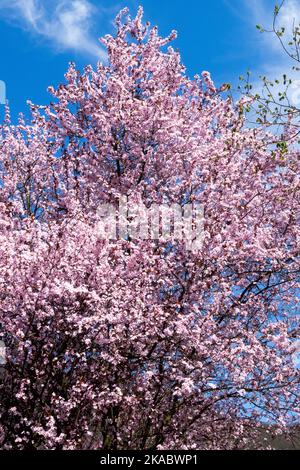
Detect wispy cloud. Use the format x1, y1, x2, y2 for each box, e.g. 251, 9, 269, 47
247, 0, 300, 103
0, 0, 106, 60
244, 0, 300, 52
225, 0, 300, 54
225, 0, 300, 103
276, 0, 300, 27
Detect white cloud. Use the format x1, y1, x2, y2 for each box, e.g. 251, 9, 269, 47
0, 0, 106, 60
245, 0, 300, 52
225, 0, 300, 104
275, 0, 300, 29
250, 0, 300, 103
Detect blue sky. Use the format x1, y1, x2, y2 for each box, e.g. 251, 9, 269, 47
0, 0, 298, 121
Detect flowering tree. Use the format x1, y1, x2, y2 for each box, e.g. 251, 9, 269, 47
0, 8, 299, 450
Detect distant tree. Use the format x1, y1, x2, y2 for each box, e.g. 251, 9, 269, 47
0, 7, 299, 450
